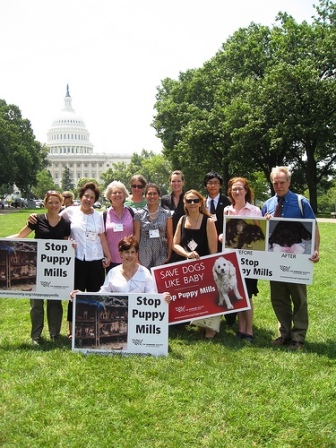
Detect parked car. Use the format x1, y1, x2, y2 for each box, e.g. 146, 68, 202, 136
93, 201, 102, 209
11, 198, 28, 208
33, 199, 44, 208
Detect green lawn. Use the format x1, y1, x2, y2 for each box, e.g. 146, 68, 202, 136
0, 211, 335, 447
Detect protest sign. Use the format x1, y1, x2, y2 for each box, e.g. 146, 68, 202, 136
223, 216, 315, 284
72, 292, 169, 356
0, 238, 75, 299
152, 252, 250, 325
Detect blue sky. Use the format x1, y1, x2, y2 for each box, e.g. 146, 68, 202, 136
0, 0, 316, 155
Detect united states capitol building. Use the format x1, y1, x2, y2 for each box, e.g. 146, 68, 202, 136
47, 85, 131, 187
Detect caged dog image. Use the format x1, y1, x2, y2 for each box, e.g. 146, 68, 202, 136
212, 256, 243, 310
269, 221, 312, 254
225, 218, 265, 249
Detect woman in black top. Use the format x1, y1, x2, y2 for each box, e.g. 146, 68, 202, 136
173, 190, 219, 338
9, 191, 71, 344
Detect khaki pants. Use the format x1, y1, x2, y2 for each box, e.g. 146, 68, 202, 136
270, 281, 308, 343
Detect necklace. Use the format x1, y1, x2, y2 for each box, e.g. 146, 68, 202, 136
188, 213, 201, 229
148, 208, 159, 219
122, 265, 136, 280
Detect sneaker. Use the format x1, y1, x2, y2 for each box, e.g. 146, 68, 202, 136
32, 338, 40, 345
288, 341, 304, 351
271, 336, 290, 346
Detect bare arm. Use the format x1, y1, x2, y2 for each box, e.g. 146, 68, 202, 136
164, 217, 173, 263
310, 223, 320, 263
134, 220, 141, 243
8, 225, 33, 239
173, 217, 189, 258
99, 232, 112, 268
207, 218, 218, 255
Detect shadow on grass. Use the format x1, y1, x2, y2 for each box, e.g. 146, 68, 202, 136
0, 334, 71, 352
168, 320, 336, 359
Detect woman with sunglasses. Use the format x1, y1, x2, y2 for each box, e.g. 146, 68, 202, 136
8, 191, 71, 344
124, 174, 147, 209
173, 190, 219, 338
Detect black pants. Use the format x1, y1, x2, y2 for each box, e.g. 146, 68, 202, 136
67, 258, 105, 321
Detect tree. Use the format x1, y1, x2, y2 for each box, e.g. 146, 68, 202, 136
31, 170, 59, 199
100, 150, 172, 194
61, 167, 74, 191
153, 1, 336, 212
0, 100, 48, 195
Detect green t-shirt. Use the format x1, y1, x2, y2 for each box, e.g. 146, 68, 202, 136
124, 198, 147, 209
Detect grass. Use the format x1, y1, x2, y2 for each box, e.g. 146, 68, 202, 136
0, 211, 336, 447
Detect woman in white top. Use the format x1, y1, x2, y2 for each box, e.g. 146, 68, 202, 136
72, 236, 171, 301
221, 177, 262, 342
61, 182, 111, 336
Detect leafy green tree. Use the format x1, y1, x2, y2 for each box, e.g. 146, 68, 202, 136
61, 167, 74, 191
31, 170, 59, 199
0, 100, 48, 196
153, 1, 336, 212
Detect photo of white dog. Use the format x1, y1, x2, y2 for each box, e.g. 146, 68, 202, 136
212, 256, 243, 309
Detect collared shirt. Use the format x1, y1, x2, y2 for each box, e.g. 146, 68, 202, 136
206, 194, 220, 211
105, 207, 134, 263
261, 190, 316, 219
224, 202, 262, 217
61, 206, 105, 261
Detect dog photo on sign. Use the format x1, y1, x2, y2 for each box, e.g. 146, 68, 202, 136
212, 256, 243, 310
224, 218, 266, 250
268, 220, 313, 255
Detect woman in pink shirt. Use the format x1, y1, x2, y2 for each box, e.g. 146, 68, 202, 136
221, 177, 262, 342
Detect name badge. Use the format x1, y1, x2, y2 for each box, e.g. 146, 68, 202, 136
187, 239, 198, 251
86, 231, 96, 241
149, 229, 160, 238
113, 223, 124, 232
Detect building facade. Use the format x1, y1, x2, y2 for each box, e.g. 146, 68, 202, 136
47, 85, 131, 187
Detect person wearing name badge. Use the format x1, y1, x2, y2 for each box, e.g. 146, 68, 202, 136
70, 236, 171, 302
261, 166, 320, 351
60, 182, 112, 338
204, 171, 231, 251
8, 191, 71, 344
124, 174, 147, 209
219, 177, 262, 343
204, 171, 235, 327
134, 183, 173, 269
173, 190, 219, 339
103, 181, 135, 272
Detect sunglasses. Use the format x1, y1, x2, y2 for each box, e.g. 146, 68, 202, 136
185, 198, 200, 204
63, 195, 71, 199
131, 184, 143, 189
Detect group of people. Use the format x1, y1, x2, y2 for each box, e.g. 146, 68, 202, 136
8, 166, 320, 351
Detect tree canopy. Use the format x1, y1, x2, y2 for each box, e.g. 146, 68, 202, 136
0, 99, 48, 196
153, 0, 336, 211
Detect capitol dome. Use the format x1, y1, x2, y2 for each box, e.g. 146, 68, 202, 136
47, 85, 94, 155
46, 85, 131, 187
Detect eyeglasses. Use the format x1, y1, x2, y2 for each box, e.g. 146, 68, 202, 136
231, 188, 244, 192
131, 184, 143, 189
47, 190, 58, 195
207, 182, 220, 186
185, 198, 200, 204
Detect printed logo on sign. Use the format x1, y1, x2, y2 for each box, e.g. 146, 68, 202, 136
175, 306, 186, 313
40, 281, 51, 287
280, 265, 290, 272
132, 339, 143, 346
